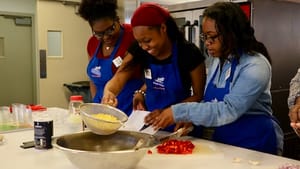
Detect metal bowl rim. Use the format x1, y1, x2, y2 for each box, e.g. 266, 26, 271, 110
53, 141, 151, 154
53, 134, 156, 154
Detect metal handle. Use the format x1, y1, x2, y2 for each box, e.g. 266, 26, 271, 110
158, 126, 194, 142
190, 20, 199, 44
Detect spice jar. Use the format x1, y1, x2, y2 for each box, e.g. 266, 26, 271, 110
66, 95, 84, 133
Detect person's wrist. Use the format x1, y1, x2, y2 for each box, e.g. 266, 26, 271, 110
134, 90, 146, 97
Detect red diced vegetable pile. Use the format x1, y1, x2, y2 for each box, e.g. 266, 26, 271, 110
156, 139, 195, 154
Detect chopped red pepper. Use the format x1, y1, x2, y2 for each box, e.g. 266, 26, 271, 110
147, 150, 153, 154
156, 139, 195, 154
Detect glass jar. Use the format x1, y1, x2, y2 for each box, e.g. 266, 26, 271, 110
66, 95, 83, 133
68, 95, 84, 115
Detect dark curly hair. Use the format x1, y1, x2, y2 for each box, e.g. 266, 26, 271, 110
203, 2, 271, 63
78, 0, 118, 25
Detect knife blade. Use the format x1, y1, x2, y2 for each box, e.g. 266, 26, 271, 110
158, 126, 194, 142
139, 124, 150, 131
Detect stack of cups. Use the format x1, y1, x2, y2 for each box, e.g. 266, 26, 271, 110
0, 106, 11, 125
11, 103, 32, 126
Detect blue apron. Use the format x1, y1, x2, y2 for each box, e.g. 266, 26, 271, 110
144, 43, 190, 131
87, 29, 143, 116
203, 58, 278, 154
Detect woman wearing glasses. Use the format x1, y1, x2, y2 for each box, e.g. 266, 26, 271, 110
78, 0, 143, 115
102, 3, 206, 132
144, 2, 283, 155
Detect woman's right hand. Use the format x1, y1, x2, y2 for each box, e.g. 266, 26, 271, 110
101, 90, 118, 107
144, 107, 175, 131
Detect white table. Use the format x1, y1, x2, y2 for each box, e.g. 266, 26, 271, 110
0, 108, 299, 169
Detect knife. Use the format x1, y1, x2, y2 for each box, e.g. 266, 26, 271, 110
20, 136, 58, 149
158, 126, 194, 142
139, 124, 150, 131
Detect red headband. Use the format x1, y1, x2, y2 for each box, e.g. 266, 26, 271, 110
131, 3, 170, 27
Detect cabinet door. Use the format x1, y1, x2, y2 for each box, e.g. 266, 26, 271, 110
171, 9, 205, 48
171, 11, 193, 43
191, 9, 212, 71
191, 9, 205, 48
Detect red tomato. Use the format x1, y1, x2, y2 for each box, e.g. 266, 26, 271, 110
156, 139, 195, 154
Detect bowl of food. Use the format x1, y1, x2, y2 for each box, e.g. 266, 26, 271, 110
53, 131, 158, 169
80, 103, 128, 135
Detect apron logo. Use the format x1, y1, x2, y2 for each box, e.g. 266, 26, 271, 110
91, 66, 101, 78
153, 77, 165, 90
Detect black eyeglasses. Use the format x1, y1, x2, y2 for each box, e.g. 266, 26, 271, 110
92, 22, 116, 39
200, 33, 220, 44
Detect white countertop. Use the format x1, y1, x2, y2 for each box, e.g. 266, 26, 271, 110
0, 108, 299, 169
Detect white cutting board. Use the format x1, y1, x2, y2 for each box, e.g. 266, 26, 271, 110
146, 139, 224, 159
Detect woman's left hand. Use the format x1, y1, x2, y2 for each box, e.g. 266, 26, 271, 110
133, 93, 146, 110
144, 107, 175, 130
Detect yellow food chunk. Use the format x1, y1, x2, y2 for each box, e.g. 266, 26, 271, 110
91, 113, 119, 122
84, 113, 121, 134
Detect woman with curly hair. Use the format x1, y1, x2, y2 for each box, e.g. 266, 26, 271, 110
78, 0, 143, 115
145, 2, 284, 155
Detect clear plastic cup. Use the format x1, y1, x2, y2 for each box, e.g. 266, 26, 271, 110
11, 103, 31, 126
0, 106, 11, 124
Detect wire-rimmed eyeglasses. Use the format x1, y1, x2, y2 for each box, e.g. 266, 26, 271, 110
92, 22, 116, 39
200, 33, 220, 44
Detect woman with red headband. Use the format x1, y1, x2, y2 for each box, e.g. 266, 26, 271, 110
78, 0, 143, 116
102, 3, 206, 132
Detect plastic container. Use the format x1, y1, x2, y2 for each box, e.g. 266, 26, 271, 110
68, 95, 84, 115
66, 95, 84, 133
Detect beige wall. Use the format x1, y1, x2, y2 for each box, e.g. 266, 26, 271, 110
0, 0, 135, 108
0, 0, 36, 14
37, 1, 91, 108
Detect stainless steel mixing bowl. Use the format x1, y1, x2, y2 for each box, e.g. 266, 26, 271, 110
53, 130, 159, 169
